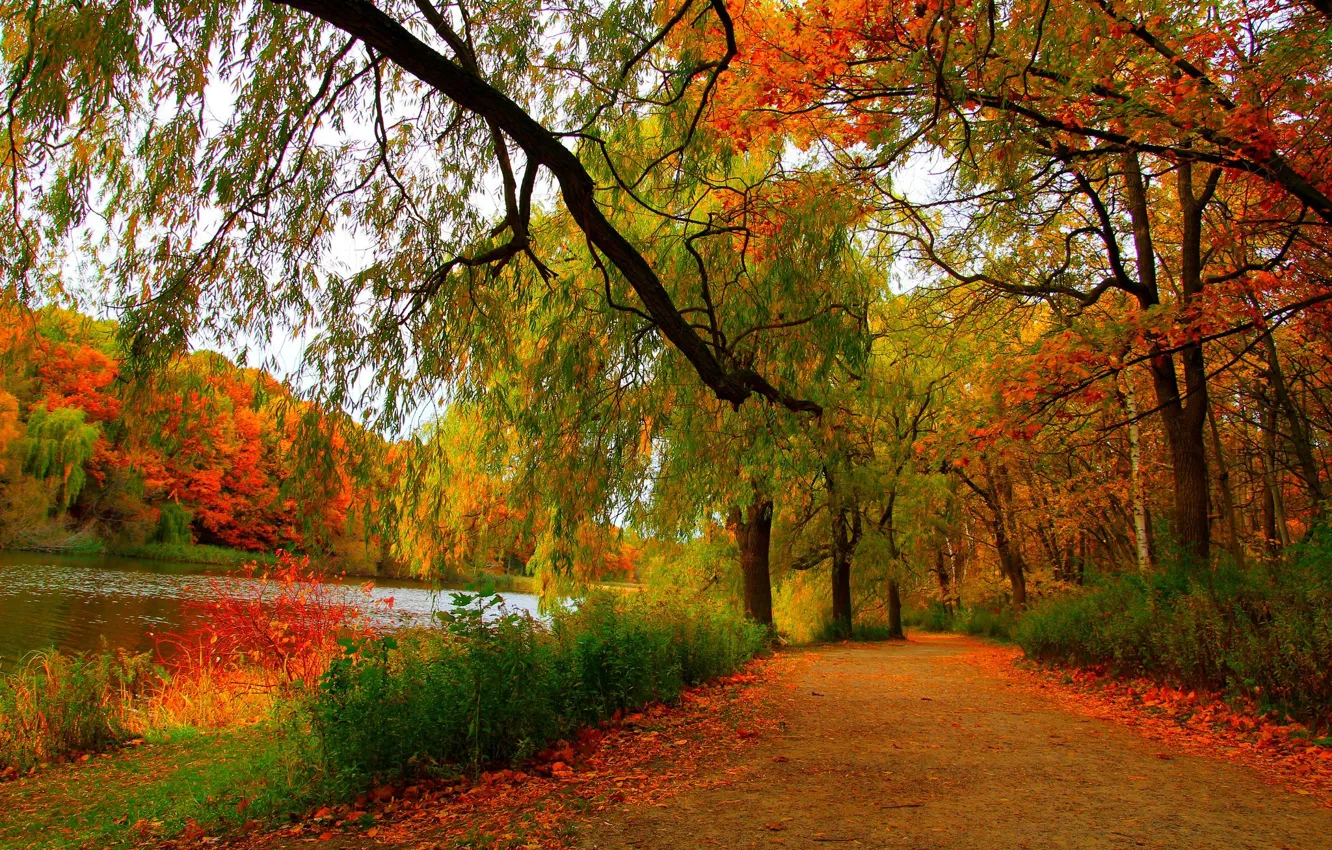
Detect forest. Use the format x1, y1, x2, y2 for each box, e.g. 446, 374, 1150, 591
1, 0, 1331, 847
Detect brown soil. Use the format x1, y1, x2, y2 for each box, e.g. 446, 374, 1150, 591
577, 634, 1332, 850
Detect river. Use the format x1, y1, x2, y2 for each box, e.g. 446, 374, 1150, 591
0, 551, 542, 668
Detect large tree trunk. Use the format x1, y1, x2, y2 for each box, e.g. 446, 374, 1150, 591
732, 498, 774, 627
887, 579, 903, 639
824, 464, 861, 638
1122, 153, 1213, 562
1150, 361, 1212, 561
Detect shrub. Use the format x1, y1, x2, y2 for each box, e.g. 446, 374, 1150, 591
307, 590, 766, 791
1017, 531, 1332, 723
902, 602, 953, 633
161, 551, 378, 691
0, 649, 154, 772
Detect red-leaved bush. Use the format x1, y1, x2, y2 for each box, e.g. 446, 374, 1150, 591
161, 551, 385, 691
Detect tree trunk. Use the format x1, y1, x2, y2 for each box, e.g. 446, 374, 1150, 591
734, 498, 774, 627
1125, 381, 1153, 571
887, 579, 903, 639
1260, 398, 1292, 550
1122, 152, 1213, 562
1207, 403, 1247, 569
1258, 327, 1325, 514
830, 506, 854, 637
958, 465, 1027, 607
934, 546, 953, 613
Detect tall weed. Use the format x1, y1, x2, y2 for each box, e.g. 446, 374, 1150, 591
0, 649, 154, 772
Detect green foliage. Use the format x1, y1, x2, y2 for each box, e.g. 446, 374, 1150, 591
21, 405, 101, 509
107, 542, 276, 567
0, 649, 154, 771
901, 602, 953, 633
153, 502, 193, 545
0, 726, 320, 850
308, 591, 765, 791
899, 603, 1015, 641
1017, 531, 1332, 722
950, 607, 1016, 641
817, 622, 902, 642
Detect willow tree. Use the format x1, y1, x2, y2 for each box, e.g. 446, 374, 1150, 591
776, 294, 954, 635
2, 0, 829, 443
388, 152, 875, 611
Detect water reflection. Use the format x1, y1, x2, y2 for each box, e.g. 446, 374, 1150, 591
0, 552, 541, 668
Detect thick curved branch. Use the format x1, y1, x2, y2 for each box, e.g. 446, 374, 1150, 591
274, 0, 821, 415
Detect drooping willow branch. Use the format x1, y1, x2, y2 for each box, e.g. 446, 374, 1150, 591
274, 0, 823, 416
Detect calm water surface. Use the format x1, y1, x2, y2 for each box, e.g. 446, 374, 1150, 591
0, 551, 541, 667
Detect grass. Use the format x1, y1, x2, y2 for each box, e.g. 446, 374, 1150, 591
0, 650, 155, 772
816, 622, 907, 642
106, 542, 277, 568
471, 571, 539, 594
0, 728, 314, 849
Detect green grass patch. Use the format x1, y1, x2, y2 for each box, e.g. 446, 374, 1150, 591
0, 725, 316, 849
107, 543, 276, 568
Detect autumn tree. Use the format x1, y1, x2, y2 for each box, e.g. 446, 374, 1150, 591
0, 0, 845, 437
710, 0, 1332, 560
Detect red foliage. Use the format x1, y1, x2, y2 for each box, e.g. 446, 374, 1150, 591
161, 552, 382, 689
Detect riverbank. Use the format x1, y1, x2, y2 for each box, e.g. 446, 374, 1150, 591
0, 591, 765, 848
1, 543, 543, 592
12, 637, 1330, 850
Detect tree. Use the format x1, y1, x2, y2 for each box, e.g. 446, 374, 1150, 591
2, 0, 837, 428
22, 404, 101, 509
712, 0, 1332, 560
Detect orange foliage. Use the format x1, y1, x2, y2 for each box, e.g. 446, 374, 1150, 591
0, 307, 383, 554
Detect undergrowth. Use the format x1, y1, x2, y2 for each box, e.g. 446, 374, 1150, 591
1016, 529, 1332, 725
0, 650, 155, 773
902, 603, 1016, 641
0, 572, 765, 844
107, 542, 276, 568
308, 590, 766, 795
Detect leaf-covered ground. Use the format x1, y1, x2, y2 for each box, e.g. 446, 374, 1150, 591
575, 635, 1331, 849
970, 643, 1332, 803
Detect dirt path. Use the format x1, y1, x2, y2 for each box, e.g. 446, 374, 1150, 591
577, 635, 1331, 850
